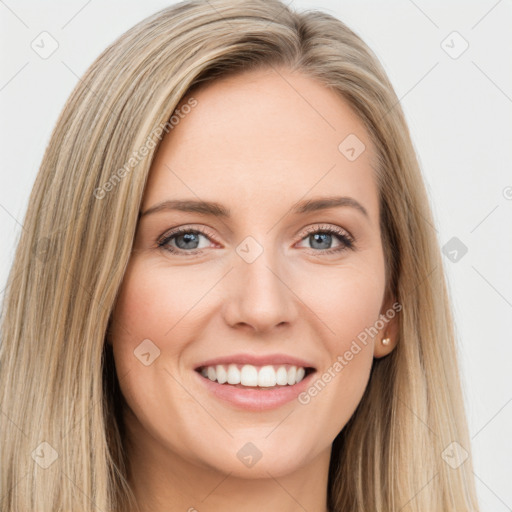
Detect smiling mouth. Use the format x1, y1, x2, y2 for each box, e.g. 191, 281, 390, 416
195, 363, 316, 389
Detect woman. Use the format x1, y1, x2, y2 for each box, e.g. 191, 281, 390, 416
0, 0, 480, 510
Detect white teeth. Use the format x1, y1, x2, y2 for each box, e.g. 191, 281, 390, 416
276, 366, 288, 385
240, 365, 258, 386
227, 364, 241, 385
216, 364, 227, 384
199, 363, 309, 387
258, 365, 276, 387
287, 366, 296, 385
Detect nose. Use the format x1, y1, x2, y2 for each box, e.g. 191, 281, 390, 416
222, 243, 298, 334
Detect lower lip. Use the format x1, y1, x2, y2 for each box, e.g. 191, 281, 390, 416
194, 370, 316, 411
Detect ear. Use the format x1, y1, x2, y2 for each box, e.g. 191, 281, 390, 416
373, 297, 401, 359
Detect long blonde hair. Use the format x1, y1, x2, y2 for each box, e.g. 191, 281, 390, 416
0, 1, 480, 510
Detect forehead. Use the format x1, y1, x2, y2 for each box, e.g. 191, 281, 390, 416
142, 67, 379, 222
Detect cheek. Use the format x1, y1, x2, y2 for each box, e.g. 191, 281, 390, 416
109, 260, 207, 419
109, 260, 212, 453
299, 259, 386, 349
294, 278, 380, 445
293, 258, 385, 424
111, 259, 207, 354
333, 270, 384, 342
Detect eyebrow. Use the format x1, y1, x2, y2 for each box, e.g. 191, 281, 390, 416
139, 195, 369, 219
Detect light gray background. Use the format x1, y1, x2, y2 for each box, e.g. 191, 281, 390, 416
1, 1, 511, 509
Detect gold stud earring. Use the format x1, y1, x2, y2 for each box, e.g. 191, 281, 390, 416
382, 337, 391, 346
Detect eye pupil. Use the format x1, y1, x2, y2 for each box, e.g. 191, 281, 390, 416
310, 232, 332, 250
176, 232, 200, 249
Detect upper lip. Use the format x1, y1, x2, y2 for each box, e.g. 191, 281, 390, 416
194, 353, 316, 370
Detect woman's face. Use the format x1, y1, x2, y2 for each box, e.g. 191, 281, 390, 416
110, 67, 397, 479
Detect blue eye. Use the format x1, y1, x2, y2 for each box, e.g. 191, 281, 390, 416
158, 227, 213, 254
296, 225, 354, 254
157, 224, 355, 256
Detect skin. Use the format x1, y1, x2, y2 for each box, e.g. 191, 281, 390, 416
109, 66, 398, 512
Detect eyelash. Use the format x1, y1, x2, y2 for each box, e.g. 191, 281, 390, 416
157, 224, 355, 257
